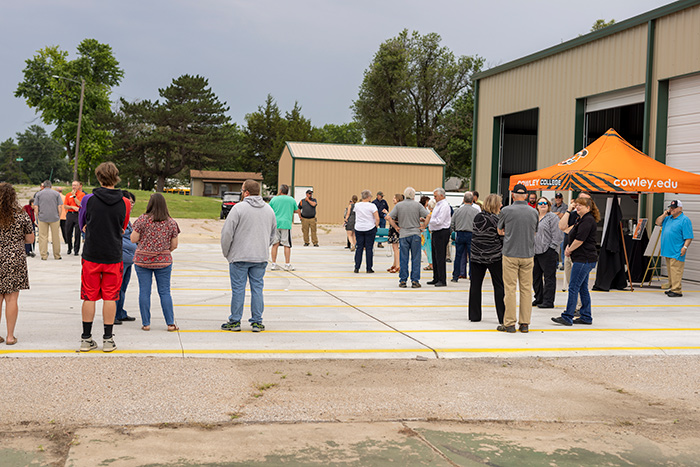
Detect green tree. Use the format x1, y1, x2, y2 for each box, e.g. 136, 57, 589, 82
111, 75, 232, 191
12, 125, 70, 184
353, 30, 483, 150
0, 139, 21, 183
243, 95, 288, 190
434, 91, 474, 179
15, 39, 124, 179
352, 35, 413, 146
591, 19, 616, 31
313, 122, 364, 144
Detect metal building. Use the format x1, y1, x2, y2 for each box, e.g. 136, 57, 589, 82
278, 142, 445, 224
471, 0, 700, 280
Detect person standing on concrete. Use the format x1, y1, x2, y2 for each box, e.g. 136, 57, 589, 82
387, 187, 429, 288
353, 189, 380, 273
551, 193, 568, 270
269, 184, 299, 271
497, 183, 538, 333
33, 180, 63, 261
558, 192, 592, 311
450, 192, 478, 282
221, 179, 277, 333
64, 180, 86, 256
425, 188, 452, 287
372, 191, 389, 248
656, 200, 693, 297
78, 162, 130, 352
298, 190, 319, 247
115, 190, 137, 325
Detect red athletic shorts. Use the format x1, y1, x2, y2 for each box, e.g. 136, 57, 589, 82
81, 260, 123, 301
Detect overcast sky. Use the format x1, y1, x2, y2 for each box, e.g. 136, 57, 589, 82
1, 0, 671, 142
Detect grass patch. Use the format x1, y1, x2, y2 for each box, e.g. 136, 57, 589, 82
17, 185, 222, 220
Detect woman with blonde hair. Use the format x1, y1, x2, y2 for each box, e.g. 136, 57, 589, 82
468, 194, 505, 323
552, 196, 600, 326
131, 193, 181, 331
0, 183, 35, 345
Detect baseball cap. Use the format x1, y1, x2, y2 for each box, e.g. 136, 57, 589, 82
306, 189, 313, 194
668, 200, 683, 209
512, 183, 527, 194
555, 192, 563, 198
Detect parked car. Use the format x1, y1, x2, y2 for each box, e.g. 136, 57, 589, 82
220, 191, 241, 219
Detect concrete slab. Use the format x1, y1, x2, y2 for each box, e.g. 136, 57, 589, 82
2, 235, 699, 360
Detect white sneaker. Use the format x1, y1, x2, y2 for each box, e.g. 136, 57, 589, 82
285, 263, 295, 271
270, 263, 278, 270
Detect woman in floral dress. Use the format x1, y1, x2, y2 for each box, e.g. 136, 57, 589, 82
0, 183, 35, 345
131, 193, 180, 331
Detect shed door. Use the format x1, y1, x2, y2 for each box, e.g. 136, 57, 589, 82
665, 74, 700, 281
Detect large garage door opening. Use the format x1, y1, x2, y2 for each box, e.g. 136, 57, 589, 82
497, 108, 538, 205
585, 88, 645, 234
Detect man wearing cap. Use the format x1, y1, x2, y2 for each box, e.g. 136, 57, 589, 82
551, 193, 568, 270
655, 200, 693, 297
497, 183, 538, 333
372, 191, 389, 248
298, 189, 319, 247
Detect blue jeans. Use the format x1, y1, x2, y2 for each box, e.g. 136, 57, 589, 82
378, 217, 386, 229
562, 261, 596, 324
354, 228, 377, 271
116, 262, 133, 320
453, 231, 472, 280
399, 234, 422, 283
135, 264, 175, 327
228, 261, 267, 324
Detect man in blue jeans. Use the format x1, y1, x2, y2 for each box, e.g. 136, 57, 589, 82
387, 187, 429, 288
220, 179, 277, 332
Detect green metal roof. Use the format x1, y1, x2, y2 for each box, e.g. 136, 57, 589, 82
473, 0, 700, 81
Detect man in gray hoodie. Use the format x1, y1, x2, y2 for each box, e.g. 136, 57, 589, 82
221, 179, 277, 332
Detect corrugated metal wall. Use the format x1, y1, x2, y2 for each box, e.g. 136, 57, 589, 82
277, 147, 294, 188
293, 159, 443, 224
475, 24, 648, 193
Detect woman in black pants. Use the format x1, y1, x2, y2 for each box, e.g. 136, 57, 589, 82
468, 194, 505, 323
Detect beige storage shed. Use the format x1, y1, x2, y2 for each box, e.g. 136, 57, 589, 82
190, 170, 263, 198
278, 142, 445, 224
470, 0, 700, 280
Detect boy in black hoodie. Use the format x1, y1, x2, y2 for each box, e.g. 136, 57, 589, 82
77, 162, 130, 352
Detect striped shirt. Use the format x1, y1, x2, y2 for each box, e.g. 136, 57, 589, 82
534, 212, 564, 255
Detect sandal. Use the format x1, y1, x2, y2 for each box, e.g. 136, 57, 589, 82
167, 325, 179, 332
423, 265, 433, 271
142, 325, 150, 331
6, 337, 17, 345
0, 336, 4, 344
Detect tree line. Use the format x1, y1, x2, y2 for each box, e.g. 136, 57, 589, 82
6, 31, 483, 191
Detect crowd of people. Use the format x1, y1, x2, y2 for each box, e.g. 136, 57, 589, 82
0, 166, 694, 349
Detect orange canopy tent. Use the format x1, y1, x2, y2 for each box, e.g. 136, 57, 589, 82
509, 129, 700, 194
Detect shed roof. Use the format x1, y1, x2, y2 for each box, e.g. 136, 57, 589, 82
189, 170, 263, 181
285, 142, 445, 166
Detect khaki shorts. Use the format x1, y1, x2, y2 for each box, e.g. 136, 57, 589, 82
274, 229, 292, 247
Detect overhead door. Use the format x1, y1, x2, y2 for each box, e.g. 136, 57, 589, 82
665, 74, 700, 281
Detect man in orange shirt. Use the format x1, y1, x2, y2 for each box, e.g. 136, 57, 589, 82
65, 180, 86, 256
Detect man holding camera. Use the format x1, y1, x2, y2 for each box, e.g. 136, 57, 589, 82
655, 200, 693, 297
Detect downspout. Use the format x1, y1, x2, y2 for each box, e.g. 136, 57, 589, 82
470, 80, 480, 191
641, 19, 656, 218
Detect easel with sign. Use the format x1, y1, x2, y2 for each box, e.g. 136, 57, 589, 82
640, 225, 663, 287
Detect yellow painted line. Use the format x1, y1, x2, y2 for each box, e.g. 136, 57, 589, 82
3, 345, 700, 356
175, 327, 700, 333
171, 289, 472, 293
172, 303, 700, 309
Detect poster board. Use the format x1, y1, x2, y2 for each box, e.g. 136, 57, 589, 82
633, 219, 648, 240
644, 226, 662, 257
